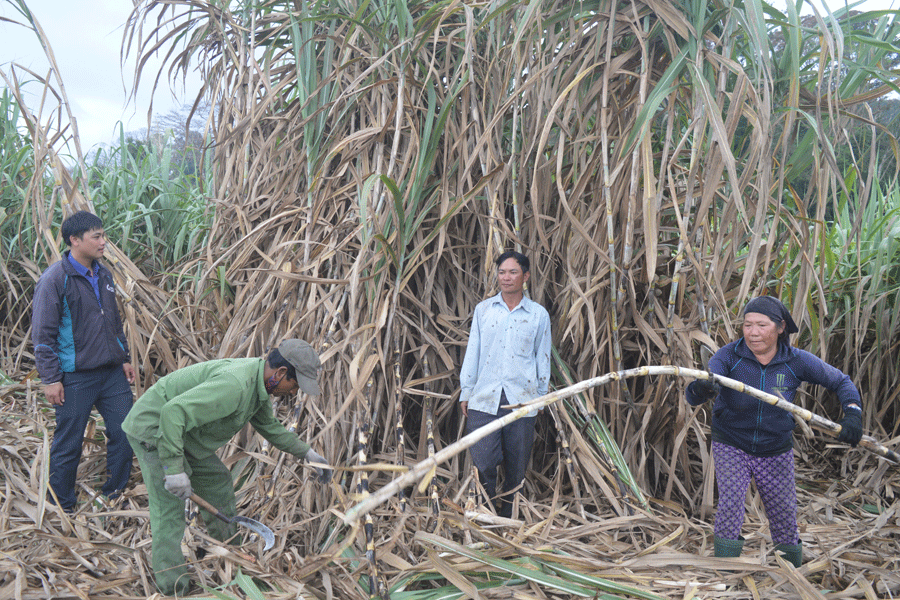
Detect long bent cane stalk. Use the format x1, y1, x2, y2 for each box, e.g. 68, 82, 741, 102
342, 366, 898, 524
701, 369, 898, 463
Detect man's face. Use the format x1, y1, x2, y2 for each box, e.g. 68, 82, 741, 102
70, 227, 106, 263
497, 257, 529, 295
270, 368, 301, 396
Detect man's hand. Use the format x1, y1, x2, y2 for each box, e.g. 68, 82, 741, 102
460, 401, 468, 417
123, 363, 136, 384
305, 449, 333, 484
44, 382, 65, 406
164, 473, 193, 500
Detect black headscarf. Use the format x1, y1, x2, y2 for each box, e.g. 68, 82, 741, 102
743, 296, 798, 348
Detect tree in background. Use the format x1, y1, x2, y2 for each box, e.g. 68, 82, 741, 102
148, 101, 213, 178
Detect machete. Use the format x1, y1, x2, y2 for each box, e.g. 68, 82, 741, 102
190, 493, 275, 551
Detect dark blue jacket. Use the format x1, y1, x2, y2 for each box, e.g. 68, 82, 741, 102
687, 338, 861, 456
32, 251, 131, 384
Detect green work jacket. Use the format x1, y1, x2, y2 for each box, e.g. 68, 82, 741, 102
123, 358, 311, 474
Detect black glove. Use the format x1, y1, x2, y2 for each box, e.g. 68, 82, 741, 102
837, 410, 862, 447
692, 379, 720, 403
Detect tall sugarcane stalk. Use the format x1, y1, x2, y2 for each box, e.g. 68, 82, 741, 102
422, 355, 440, 532
344, 365, 897, 523
693, 228, 711, 338
465, 466, 478, 512
357, 358, 389, 599
665, 194, 697, 348
597, 1, 636, 421
392, 322, 406, 513
545, 403, 584, 518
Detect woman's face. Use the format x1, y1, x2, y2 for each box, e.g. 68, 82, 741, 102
742, 312, 785, 359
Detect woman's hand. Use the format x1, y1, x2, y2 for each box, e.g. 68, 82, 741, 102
692, 379, 720, 403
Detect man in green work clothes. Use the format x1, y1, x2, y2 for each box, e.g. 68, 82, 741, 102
123, 339, 333, 596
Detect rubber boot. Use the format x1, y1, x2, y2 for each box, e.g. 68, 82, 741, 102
774, 542, 802, 568
714, 536, 745, 558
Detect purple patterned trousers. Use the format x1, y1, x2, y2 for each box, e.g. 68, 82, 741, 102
712, 441, 799, 545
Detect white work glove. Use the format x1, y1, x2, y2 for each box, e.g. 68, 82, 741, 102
164, 472, 193, 500
304, 449, 333, 484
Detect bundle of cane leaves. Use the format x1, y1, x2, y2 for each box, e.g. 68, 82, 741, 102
413, 532, 665, 600
389, 579, 528, 600
198, 569, 271, 600
552, 347, 648, 511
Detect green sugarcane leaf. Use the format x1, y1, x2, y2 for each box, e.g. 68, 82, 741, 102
415, 532, 596, 597
232, 570, 267, 600
540, 558, 667, 600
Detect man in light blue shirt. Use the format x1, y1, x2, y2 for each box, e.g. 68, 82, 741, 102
459, 250, 551, 518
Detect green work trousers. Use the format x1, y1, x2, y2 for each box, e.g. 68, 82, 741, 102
127, 434, 237, 596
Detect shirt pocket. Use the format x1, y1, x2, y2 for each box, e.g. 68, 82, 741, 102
512, 324, 536, 357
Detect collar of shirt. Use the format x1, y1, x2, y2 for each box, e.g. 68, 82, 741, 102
67, 251, 102, 306
255, 358, 270, 399
489, 292, 533, 313
66, 251, 99, 277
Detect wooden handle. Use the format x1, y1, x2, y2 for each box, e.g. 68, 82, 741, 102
190, 493, 231, 523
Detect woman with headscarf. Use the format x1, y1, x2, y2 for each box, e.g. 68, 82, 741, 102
685, 296, 863, 567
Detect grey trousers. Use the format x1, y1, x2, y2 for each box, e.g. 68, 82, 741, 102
466, 391, 536, 517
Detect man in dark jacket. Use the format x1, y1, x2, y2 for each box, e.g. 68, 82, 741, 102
32, 211, 135, 512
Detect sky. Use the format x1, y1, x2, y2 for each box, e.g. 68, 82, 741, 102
0, 0, 897, 154
0, 0, 202, 155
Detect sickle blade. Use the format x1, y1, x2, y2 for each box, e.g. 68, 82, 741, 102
233, 516, 275, 551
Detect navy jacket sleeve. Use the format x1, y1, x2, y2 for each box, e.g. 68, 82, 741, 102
32, 264, 65, 384
794, 348, 861, 412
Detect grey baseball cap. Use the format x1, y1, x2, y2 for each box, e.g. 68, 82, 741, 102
278, 339, 321, 396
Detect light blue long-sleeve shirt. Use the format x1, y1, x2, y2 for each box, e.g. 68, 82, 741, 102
459, 292, 552, 417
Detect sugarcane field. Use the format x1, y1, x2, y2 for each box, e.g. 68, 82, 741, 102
2, 0, 900, 598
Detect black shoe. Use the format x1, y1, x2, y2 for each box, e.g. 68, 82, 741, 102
53, 502, 76, 515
